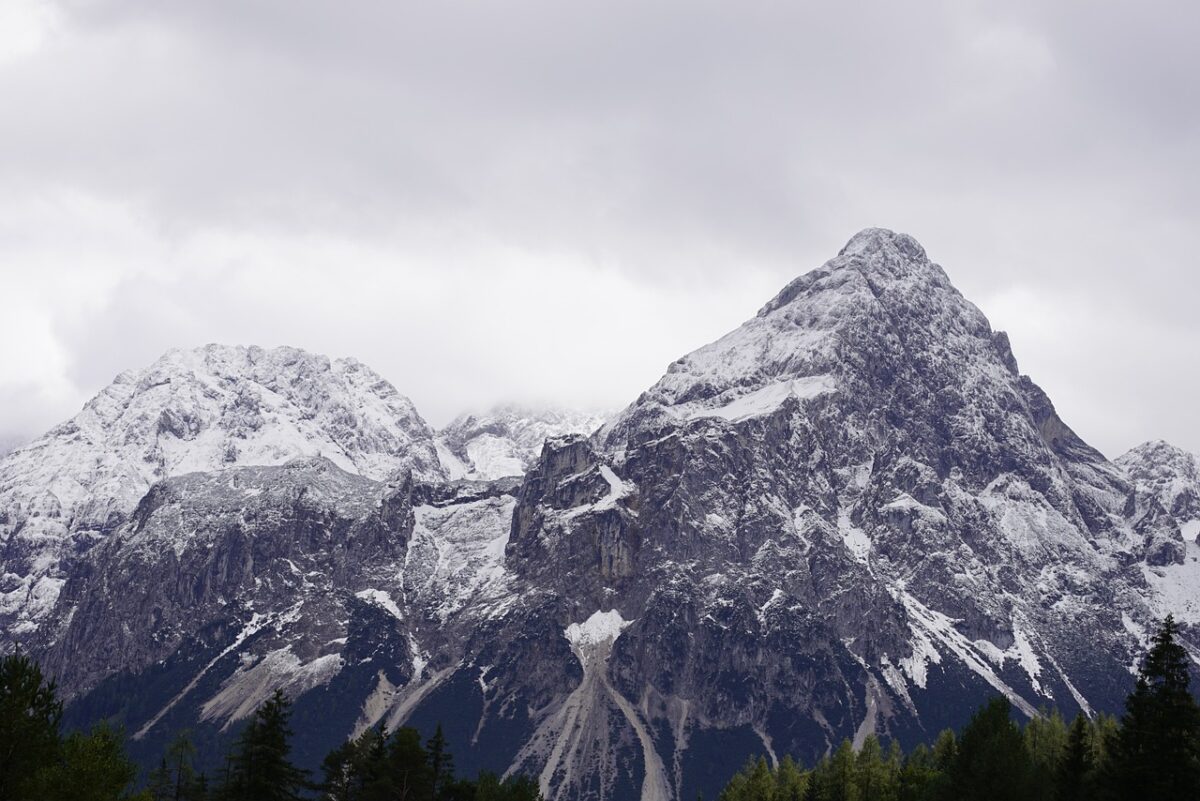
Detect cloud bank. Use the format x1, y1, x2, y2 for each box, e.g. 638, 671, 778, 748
1, 0, 1197, 457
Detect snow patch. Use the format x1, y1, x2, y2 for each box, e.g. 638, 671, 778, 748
757, 589, 786, 628
464, 434, 526, 480
838, 510, 872, 565
683, 375, 836, 422
564, 609, 631, 650
434, 440, 469, 481
403, 496, 517, 622
356, 589, 402, 620
1142, 540, 1200, 625
899, 592, 1038, 717
594, 466, 633, 512
201, 647, 344, 727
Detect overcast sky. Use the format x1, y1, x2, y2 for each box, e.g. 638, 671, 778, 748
1, 0, 1197, 458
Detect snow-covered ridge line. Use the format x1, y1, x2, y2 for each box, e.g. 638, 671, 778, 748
0, 343, 444, 642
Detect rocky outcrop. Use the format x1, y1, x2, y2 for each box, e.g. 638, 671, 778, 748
436, 405, 608, 480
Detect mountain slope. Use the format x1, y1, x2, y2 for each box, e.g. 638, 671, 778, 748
0, 344, 443, 639
436, 405, 609, 480
1117, 440, 1200, 626
15, 230, 1200, 801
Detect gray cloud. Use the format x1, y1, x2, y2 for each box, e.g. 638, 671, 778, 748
0, 0, 1197, 457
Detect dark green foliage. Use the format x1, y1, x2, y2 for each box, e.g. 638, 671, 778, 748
315, 722, 540, 801
1106, 615, 1200, 801
30, 723, 148, 801
0, 653, 144, 801
428, 724, 455, 800
897, 744, 938, 801
1056, 714, 1094, 801
216, 690, 309, 801
148, 730, 206, 801
855, 735, 897, 801
948, 697, 1034, 800
0, 652, 63, 801
1024, 708, 1067, 801
776, 756, 809, 801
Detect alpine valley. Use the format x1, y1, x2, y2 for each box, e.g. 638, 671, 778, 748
2, 229, 1197, 801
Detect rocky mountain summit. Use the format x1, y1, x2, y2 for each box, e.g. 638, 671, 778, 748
4, 229, 1199, 801
0, 344, 443, 640
1118, 440, 1200, 537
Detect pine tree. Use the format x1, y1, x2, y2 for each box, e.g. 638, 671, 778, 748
386, 727, 433, 801
0, 652, 63, 801
776, 755, 808, 801
427, 725, 455, 801
948, 697, 1032, 801
161, 730, 203, 801
321, 724, 391, 801
856, 736, 896, 801
803, 756, 827, 801
823, 741, 859, 801
744, 756, 775, 801
1108, 615, 1200, 801
1056, 713, 1094, 801
896, 744, 938, 801
1024, 708, 1067, 801
148, 758, 173, 801
930, 730, 956, 774
1089, 713, 1119, 781
320, 741, 354, 801
885, 740, 903, 793
30, 723, 145, 801
218, 690, 308, 801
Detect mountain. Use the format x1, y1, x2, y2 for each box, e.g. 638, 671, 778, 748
436, 405, 609, 480
1118, 440, 1200, 538
1116, 440, 1200, 628
0, 344, 443, 641
9, 230, 1200, 801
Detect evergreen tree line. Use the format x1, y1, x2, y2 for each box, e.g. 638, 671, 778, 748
717, 616, 1200, 801
0, 652, 144, 801
0, 656, 540, 801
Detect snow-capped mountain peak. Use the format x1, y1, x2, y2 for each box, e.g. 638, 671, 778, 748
1118, 440, 1200, 537
0, 344, 442, 639
601, 227, 1005, 449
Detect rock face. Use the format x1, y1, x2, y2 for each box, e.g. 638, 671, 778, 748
1116, 440, 1200, 623
8, 230, 1200, 801
0, 344, 443, 640
1118, 440, 1200, 531
436, 405, 609, 480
